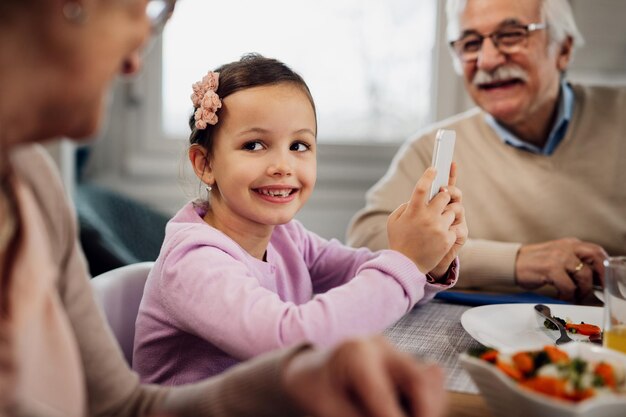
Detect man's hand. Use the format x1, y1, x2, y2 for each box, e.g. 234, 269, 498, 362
282, 336, 447, 417
515, 238, 608, 300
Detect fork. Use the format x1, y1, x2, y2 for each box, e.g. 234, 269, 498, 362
534, 304, 573, 345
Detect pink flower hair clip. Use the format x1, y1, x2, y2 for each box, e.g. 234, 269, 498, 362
190, 71, 222, 130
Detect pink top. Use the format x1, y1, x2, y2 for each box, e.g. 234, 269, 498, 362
133, 202, 457, 385
8, 179, 85, 417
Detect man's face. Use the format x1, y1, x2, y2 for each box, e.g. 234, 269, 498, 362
456, 0, 570, 129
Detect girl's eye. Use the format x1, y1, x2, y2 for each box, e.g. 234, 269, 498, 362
290, 141, 311, 152
242, 141, 264, 151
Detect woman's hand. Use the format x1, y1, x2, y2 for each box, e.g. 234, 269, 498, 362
282, 336, 447, 417
386, 164, 462, 275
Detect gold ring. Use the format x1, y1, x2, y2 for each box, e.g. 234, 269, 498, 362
574, 262, 584, 273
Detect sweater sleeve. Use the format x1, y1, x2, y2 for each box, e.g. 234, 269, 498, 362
25, 146, 304, 417
157, 239, 431, 359
289, 221, 390, 293
456, 239, 520, 288
292, 221, 456, 301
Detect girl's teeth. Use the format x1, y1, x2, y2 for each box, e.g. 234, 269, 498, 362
260, 189, 291, 197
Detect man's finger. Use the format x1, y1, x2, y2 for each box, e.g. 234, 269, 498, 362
570, 264, 593, 299
573, 243, 609, 285
550, 269, 577, 300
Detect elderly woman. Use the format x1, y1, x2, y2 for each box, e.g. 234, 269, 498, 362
0, 1, 446, 417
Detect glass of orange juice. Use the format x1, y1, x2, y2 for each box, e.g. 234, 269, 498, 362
603, 256, 626, 353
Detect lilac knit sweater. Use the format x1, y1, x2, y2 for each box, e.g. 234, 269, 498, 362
133, 202, 457, 385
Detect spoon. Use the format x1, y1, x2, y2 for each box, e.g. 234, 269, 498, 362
534, 304, 573, 345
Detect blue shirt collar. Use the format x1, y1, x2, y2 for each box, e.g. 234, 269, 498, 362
484, 78, 574, 155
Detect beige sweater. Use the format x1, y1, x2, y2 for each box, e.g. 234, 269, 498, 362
4, 145, 305, 417
348, 84, 626, 289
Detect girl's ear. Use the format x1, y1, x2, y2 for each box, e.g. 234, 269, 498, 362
188, 144, 213, 185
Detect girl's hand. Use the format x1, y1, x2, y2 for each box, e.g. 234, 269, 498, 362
282, 336, 447, 417
386, 167, 457, 274
428, 164, 468, 279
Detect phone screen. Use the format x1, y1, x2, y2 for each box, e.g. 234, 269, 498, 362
429, 129, 456, 201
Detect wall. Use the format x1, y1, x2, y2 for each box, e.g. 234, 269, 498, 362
569, 0, 626, 84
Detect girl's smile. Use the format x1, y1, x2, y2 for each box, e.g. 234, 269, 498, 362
253, 185, 300, 203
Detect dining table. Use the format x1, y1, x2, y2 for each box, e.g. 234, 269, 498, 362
384, 299, 491, 417
383, 292, 603, 417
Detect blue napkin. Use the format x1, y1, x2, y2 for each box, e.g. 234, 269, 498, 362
434, 290, 570, 306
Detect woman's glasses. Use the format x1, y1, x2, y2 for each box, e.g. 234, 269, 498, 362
140, 0, 177, 58
146, 0, 177, 35
449, 23, 547, 62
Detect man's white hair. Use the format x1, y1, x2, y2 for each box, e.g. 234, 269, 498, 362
446, 0, 585, 72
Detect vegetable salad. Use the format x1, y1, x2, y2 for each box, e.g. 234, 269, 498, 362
472, 345, 626, 402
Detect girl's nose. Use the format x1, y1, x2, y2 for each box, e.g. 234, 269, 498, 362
267, 153, 293, 177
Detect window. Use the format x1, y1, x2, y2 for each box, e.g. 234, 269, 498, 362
160, 0, 437, 143
93, 0, 449, 239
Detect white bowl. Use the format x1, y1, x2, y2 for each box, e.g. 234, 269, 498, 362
460, 342, 626, 417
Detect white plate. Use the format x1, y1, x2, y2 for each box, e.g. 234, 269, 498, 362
460, 303, 603, 350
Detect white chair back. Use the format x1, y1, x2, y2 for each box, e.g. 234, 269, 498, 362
90, 262, 153, 366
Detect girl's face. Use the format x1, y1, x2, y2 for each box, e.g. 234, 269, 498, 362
206, 83, 317, 233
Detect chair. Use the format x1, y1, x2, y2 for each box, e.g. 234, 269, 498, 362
75, 183, 169, 277
90, 262, 154, 366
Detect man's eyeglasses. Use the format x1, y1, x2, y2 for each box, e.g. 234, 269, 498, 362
449, 23, 547, 62
146, 0, 177, 34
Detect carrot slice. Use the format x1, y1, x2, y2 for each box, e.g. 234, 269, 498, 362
565, 323, 601, 336
521, 376, 568, 399
480, 350, 498, 363
512, 352, 534, 374
595, 362, 616, 388
569, 388, 595, 402
544, 345, 569, 363
496, 359, 523, 381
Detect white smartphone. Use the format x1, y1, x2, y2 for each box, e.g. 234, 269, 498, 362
428, 129, 456, 201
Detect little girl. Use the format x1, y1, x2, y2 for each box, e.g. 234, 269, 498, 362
133, 54, 467, 385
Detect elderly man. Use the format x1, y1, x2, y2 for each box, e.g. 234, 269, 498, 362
348, 0, 626, 301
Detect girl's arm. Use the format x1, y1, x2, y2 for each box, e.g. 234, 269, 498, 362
285, 219, 456, 297
157, 238, 455, 360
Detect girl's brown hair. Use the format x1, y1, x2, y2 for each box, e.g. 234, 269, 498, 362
188, 53, 317, 153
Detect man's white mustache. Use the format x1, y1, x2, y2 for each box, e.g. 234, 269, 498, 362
473, 65, 529, 85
